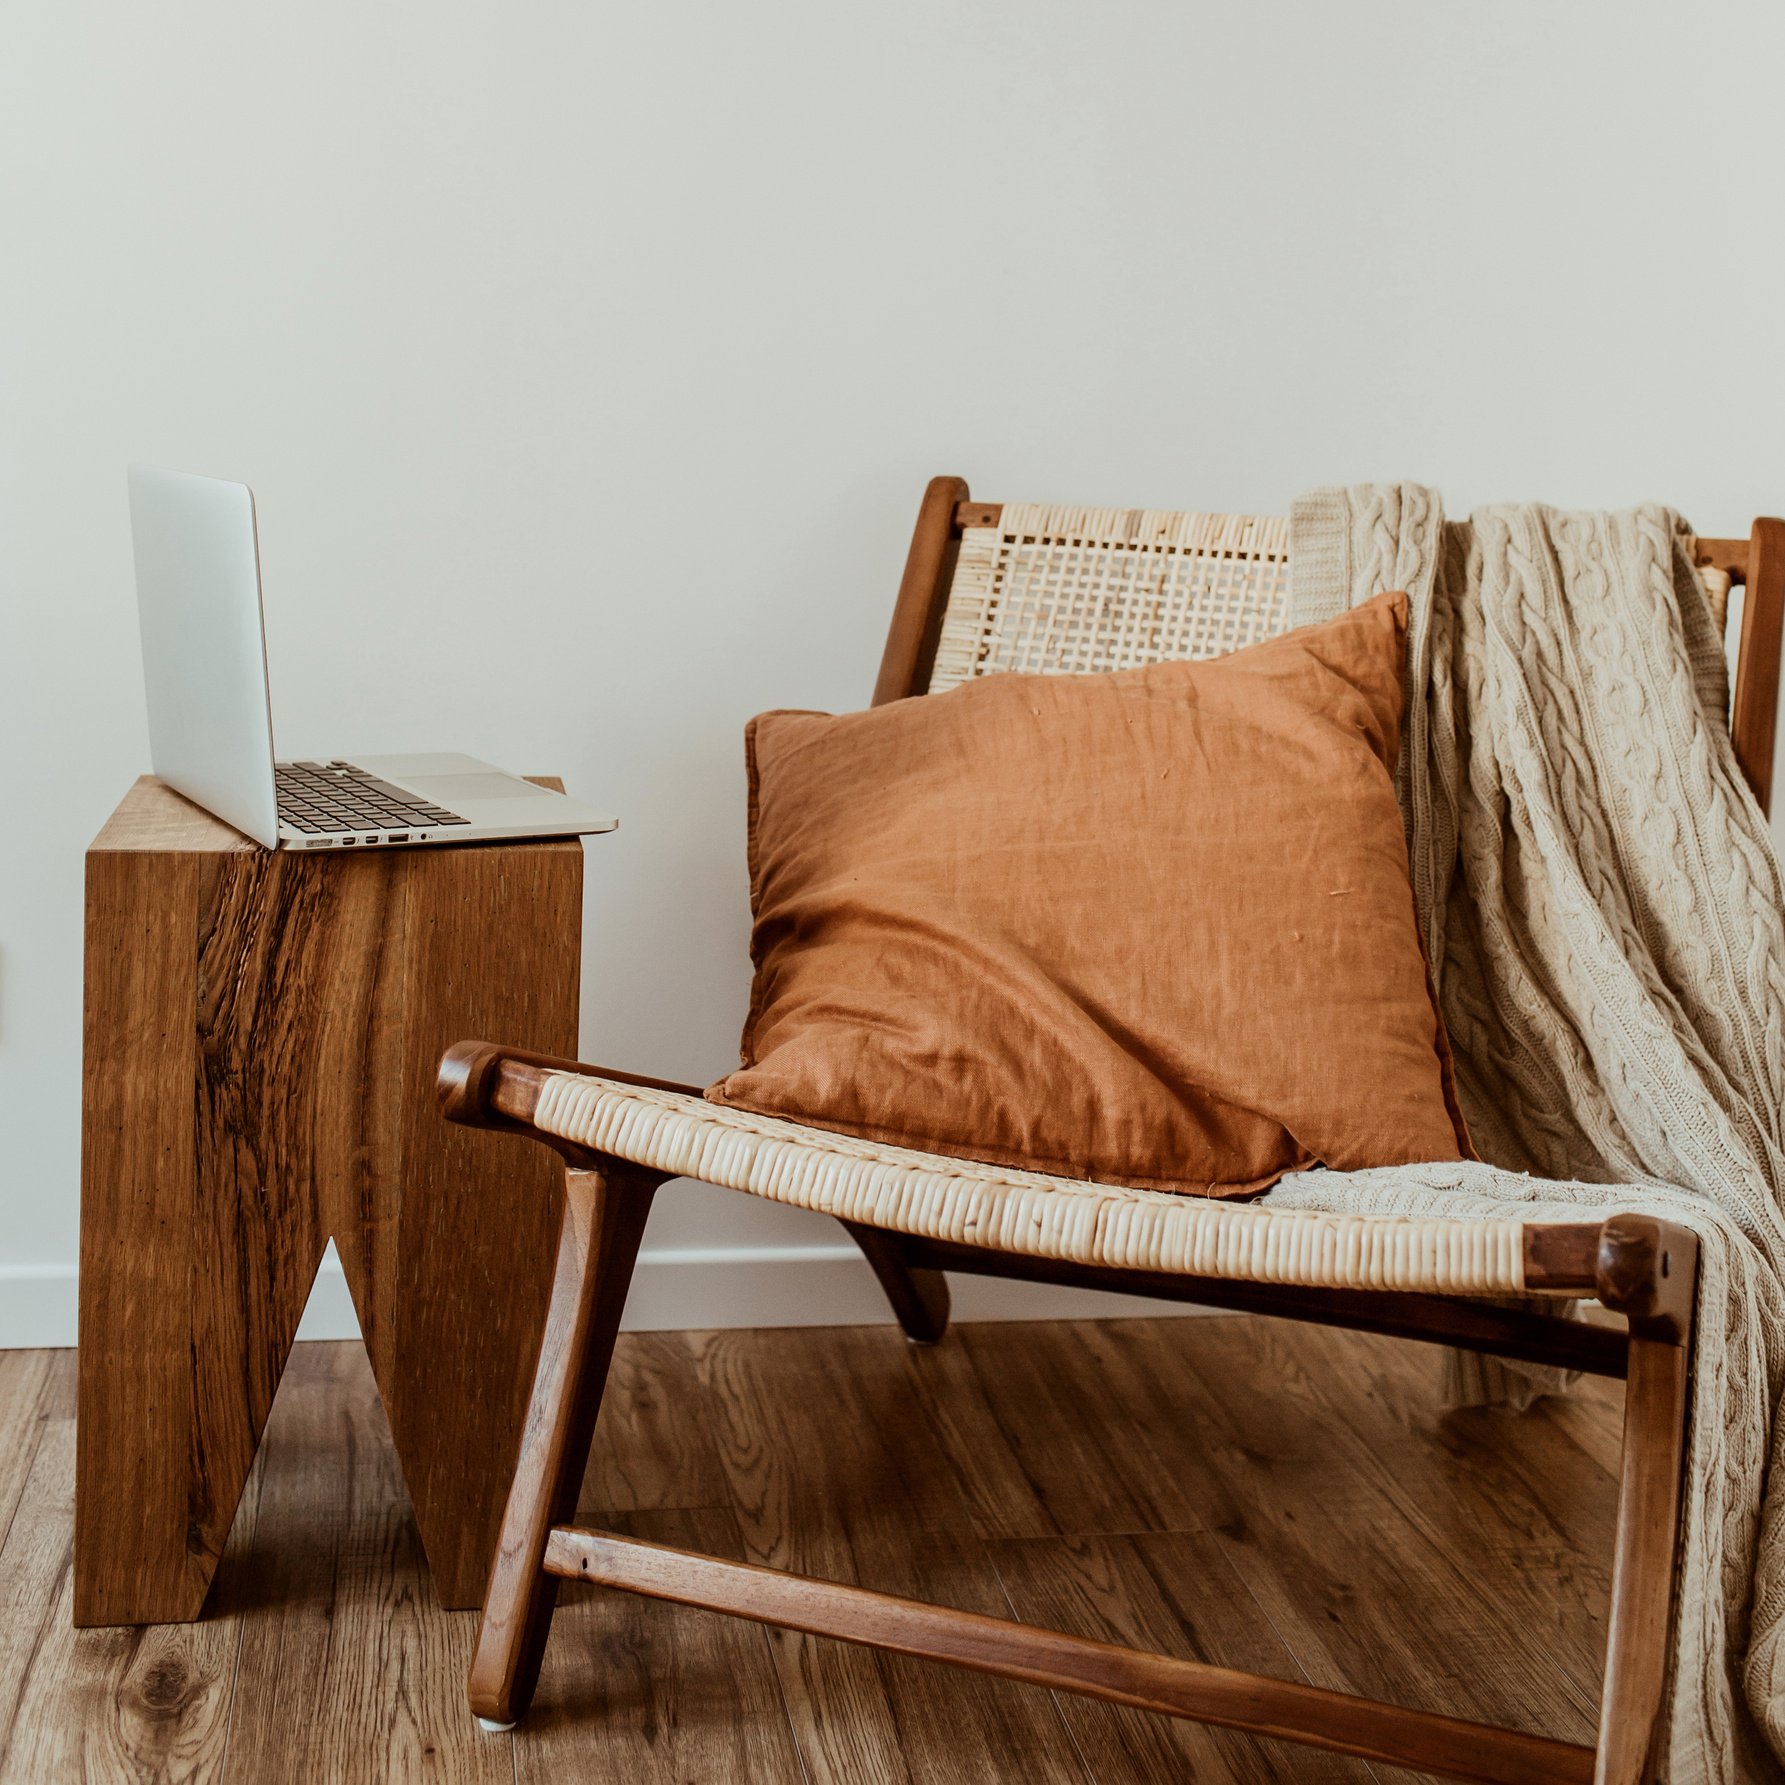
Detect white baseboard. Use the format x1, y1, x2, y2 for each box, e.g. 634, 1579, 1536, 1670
0, 1265, 79, 1350
1, 1247, 1208, 1351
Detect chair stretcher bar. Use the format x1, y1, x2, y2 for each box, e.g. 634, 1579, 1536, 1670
543, 1525, 1595, 1785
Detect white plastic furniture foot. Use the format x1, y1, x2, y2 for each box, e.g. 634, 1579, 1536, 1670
477, 1717, 517, 1733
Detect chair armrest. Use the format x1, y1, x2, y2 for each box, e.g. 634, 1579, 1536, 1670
438, 1040, 702, 1142
1524, 1216, 1699, 1344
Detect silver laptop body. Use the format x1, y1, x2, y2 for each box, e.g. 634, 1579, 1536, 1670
128, 465, 617, 851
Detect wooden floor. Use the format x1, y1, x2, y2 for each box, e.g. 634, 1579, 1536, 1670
0, 1315, 1625, 1784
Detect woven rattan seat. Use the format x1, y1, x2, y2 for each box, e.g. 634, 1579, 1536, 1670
443, 477, 1785, 1781
529, 1068, 1526, 1295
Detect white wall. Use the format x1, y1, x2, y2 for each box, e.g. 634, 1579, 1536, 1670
5, 1, 1785, 1346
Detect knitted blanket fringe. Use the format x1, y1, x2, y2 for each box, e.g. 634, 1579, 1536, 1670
1272, 485, 1785, 1780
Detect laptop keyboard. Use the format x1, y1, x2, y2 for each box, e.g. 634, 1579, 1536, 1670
275, 760, 470, 837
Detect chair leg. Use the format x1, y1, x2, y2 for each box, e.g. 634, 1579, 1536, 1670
468, 1160, 658, 1729
843, 1221, 952, 1343
1593, 1332, 1691, 1785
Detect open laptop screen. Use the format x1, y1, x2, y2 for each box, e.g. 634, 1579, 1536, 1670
128, 465, 282, 847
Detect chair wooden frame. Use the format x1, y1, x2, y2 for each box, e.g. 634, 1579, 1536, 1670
443, 479, 1785, 1784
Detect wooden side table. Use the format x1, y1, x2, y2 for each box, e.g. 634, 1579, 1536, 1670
76, 776, 584, 1625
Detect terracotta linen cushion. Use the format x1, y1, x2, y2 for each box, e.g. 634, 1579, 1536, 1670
707, 590, 1471, 1196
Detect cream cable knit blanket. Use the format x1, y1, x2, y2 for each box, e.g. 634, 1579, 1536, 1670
1263, 485, 1785, 1779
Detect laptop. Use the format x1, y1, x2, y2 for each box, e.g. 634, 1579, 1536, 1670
128, 465, 617, 850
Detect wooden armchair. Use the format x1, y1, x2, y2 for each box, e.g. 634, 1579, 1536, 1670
439, 479, 1785, 1784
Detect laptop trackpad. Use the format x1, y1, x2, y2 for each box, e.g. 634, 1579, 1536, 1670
403, 771, 552, 804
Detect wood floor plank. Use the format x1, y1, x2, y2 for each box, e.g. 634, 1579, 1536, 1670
0, 1406, 243, 1785
1232, 1321, 1618, 1687
0, 1420, 99, 1782
83, 1617, 243, 1785
960, 1317, 1602, 1748
1532, 1375, 1626, 1482
990, 1529, 1377, 1783
0, 1313, 1636, 1784
1170, 1319, 1616, 1723
516, 1506, 805, 1783
694, 1324, 1092, 1785
218, 1344, 507, 1785
953, 1319, 1208, 1540
578, 1331, 730, 1520
0, 1349, 61, 1556
893, 1333, 1059, 1543
1281, 1323, 1621, 1556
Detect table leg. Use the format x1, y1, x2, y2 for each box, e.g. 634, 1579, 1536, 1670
347, 840, 579, 1609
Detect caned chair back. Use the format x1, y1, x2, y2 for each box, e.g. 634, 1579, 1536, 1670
930, 507, 1291, 694
876, 477, 1784, 815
